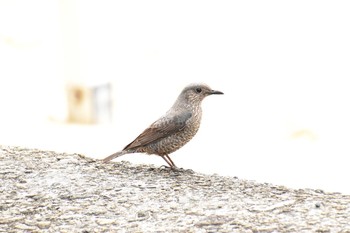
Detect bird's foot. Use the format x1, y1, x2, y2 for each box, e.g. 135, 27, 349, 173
171, 167, 183, 171
159, 165, 172, 170
159, 165, 180, 171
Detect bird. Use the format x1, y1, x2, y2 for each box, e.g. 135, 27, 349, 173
102, 83, 223, 168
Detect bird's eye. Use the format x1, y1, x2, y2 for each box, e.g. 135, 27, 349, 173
195, 87, 202, 93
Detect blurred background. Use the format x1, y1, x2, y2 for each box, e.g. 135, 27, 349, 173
1, 0, 350, 193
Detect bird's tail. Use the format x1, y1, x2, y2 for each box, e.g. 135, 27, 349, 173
102, 150, 128, 163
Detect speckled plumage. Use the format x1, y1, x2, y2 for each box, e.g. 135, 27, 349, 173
103, 83, 223, 168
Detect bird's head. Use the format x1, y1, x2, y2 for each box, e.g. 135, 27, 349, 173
179, 83, 224, 105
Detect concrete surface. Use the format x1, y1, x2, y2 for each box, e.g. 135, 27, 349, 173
1, 145, 349, 232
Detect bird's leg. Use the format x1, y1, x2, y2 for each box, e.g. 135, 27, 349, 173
165, 155, 177, 169
160, 155, 173, 168
160, 155, 176, 169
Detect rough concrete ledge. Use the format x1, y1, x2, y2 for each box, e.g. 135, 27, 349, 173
1, 145, 349, 233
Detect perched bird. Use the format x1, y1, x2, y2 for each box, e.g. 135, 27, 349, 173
103, 83, 223, 168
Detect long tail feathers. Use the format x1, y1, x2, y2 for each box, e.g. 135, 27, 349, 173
102, 151, 128, 163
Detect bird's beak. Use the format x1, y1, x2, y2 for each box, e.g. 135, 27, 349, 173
210, 90, 224, 95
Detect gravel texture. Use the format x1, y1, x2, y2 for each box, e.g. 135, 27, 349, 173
1, 145, 350, 232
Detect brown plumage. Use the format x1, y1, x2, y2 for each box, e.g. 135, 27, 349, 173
102, 83, 223, 168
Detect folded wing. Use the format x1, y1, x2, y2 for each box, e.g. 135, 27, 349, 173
123, 112, 192, 150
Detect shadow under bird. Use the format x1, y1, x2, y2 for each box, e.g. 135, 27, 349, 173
103, 83, 223, 168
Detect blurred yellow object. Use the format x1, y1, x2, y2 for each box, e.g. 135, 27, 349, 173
290, 129, 317, 141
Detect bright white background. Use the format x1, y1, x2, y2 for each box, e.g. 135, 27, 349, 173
1, 0, 350, 194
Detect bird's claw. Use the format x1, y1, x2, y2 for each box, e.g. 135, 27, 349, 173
159, 165, 181, 171
159, 165, 172, 169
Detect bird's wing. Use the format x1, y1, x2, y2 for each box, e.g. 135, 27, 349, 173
123, 112, 192, 150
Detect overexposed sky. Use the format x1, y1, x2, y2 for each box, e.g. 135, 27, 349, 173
0, 0, 350, 193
